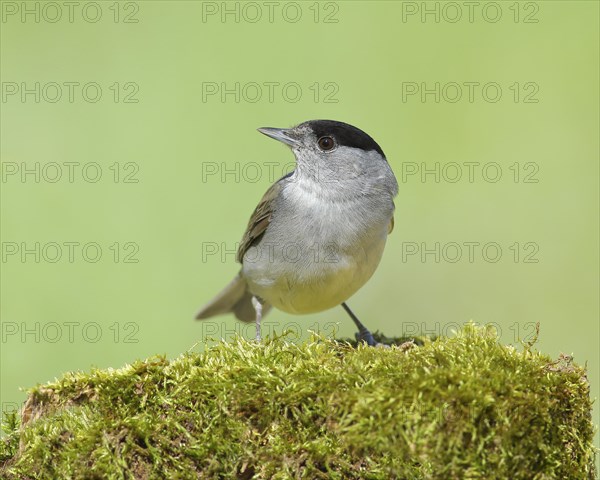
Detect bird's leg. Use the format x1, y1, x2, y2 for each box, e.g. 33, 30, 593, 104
341, 302, 377, 346
252, 296, 263, 342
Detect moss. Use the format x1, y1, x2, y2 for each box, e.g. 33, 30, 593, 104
0, 324, 596, 479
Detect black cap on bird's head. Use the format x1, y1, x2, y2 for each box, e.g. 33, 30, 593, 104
304, 120, 386, 158
258, 119, 386, 160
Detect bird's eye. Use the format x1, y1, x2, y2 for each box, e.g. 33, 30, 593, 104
317, 136, 336, 151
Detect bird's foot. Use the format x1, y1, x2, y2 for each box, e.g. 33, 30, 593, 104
355, 328, 378, 347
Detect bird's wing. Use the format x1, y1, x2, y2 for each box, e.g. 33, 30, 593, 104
388, 199, 396, 234
236, 177, 285, 263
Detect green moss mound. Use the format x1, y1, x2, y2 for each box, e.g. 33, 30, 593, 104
1, 325, 596, 479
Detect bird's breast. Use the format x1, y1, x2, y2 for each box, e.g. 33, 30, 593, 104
242, 177, 394, 314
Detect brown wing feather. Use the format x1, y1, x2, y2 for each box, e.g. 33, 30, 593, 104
388, 199, 396, 234
236, 179, 283, 263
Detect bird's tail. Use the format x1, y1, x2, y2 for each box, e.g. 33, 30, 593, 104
195, 272, 269, 322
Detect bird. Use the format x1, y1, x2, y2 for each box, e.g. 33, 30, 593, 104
195, 120, 399, 346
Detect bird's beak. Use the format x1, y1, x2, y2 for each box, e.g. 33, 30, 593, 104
257, 127, 300, 147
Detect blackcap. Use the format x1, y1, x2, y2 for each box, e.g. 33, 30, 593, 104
195, 120, 399, 346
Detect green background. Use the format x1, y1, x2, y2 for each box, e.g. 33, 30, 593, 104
1, 0, 598, 462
